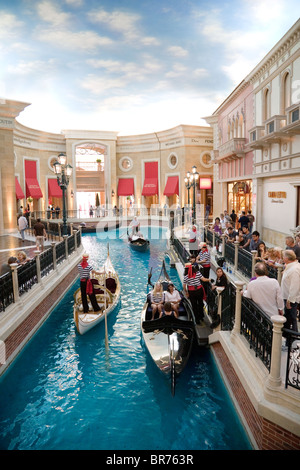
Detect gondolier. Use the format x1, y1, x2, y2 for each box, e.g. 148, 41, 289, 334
77, 253, 101, 314
183, 260, 209, 324
197, 242, 211, 293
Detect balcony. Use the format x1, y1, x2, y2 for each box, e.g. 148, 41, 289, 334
216, 138, 246, 162
280, 103, 300, 136
248, 115, 288, 148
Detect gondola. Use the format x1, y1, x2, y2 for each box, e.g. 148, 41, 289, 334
141, 261, 195, 395
73, 247, 121, 335
127, 229, 150, 252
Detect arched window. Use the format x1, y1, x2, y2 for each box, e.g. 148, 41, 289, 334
281, 71, 291, 113
263, 88, 270, 121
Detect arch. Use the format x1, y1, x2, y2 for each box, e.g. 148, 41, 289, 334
263, 87, 270, 121
281, 70, 291, 113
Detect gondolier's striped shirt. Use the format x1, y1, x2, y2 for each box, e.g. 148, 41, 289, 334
183, 271, 204, 289
77, 263, 93, 279
198, 250, 210, 266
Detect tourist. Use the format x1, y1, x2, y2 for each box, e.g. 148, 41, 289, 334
230, 209, 237, 228
17, 251, 30, 264
238, 211, 250, 229
249, 231, 263, 252
241, 225, 252, 251
55, 206, 60, 219
281, 250, 300, 332
164, 282, 181, 315
18, 214, 28, 241
256, 242, 268, 261
247, 210, 255, 233
212, 267, 228, 290
265, 247, 282, 266
183, 260, 209, 324
220, 213, 227, 230
0, 256, 18, 276
223, 210, 232, 223
212, 217, 222, 235
33, 218, 47, 251
224, 225, 237, 242
285, 236, 300, 261
243, 262, 284, 318
160, 301, 178, 319
77, 253, 101, 314
150, 282, 165, 320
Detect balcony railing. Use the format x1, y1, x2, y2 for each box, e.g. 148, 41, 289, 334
217, 138, 247, 161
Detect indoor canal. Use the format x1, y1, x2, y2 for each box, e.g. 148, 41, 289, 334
0, 227, 252, 450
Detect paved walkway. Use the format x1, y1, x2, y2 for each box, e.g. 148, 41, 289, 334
0, 232, 52, 267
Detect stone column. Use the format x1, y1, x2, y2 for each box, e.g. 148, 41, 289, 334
10, 263, 20, 303
35, 250, 42, 284
234, 240, 239, 271
266, 315, 286, 389
231, 281, 245, 340
251, 250, 258, 278
0, 100, 30, 234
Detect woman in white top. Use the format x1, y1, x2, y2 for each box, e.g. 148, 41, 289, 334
150, 282, 164, 320
164, 283, 181, 315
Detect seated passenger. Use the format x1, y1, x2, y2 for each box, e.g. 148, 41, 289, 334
150, 282, 165, 320
164, 282, 181, 315
160, 301, 178, 319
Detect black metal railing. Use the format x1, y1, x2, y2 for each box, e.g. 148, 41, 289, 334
0, 273, 14, 313
241, 297, 273, 371
283, 329, 300, 390
0, 230, 81, 312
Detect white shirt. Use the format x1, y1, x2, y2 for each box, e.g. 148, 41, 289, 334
164, 290, 181, 303
243, 276, 284, 318
18, 216, 28, 230
281, 261, 300, 304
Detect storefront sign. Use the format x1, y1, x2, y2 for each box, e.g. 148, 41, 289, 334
268, 191, 287, 203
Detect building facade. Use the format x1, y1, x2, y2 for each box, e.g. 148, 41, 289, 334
206, 19, 300, 247
0, 100, 214, 234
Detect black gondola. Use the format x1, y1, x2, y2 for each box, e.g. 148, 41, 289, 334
141, 261, 195, 395
127, 229, 150, 252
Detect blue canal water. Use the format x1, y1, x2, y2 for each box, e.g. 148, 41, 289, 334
0, 228, 252, 450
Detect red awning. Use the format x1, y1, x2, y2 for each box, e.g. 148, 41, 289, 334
142, 178, 158, 196
117, 178, 134, 196
163, 176, 179, 196
142, 162, 158, 196
15, 177, 25, 200
25, 159, 43, 199
26, 178, 43, 199
48, 179, 63, 198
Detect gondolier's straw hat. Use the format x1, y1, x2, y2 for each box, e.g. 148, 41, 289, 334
82, 253, 89, 258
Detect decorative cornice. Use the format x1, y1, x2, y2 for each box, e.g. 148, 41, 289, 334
246, 19, 300, 84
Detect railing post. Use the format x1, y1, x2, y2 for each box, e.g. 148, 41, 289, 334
221, 234, 226, 257
231, 281, 244, 340
234, 241, 239, 271
212, 230, 215, 248
215, 286, 224, 331
35, 250, 42, 284
58, 223, 62, 240
265, 315, 286, 389
10, 263, 20, 303
276, 264, 284, 285
73, 229, 78, 251
51, 242, 57, 271
64, 235, 68, 259
251, 250, 258, 278
70, 223, 73, 235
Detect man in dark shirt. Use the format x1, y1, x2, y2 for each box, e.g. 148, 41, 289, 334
34, 218, 47, 251
241, 226, 252, 251
238, 211, 250, 229
285, 236, 300, 262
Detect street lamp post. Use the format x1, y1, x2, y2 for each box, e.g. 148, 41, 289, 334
53, 153, 73, 236
191, 165, 199, 222
184, 171, 192, 205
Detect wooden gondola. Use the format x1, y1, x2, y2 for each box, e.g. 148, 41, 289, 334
73, 248, 120, 335
127, 229, 150, 252
141, 261, 195, 395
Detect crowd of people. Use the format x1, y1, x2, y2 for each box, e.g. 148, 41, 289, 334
188, 209, 300, 338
